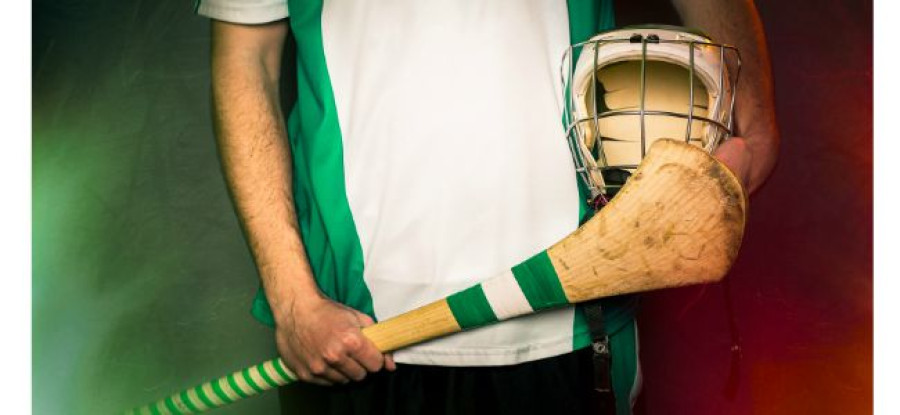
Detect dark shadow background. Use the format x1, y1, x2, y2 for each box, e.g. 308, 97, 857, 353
33, 0, 871, 414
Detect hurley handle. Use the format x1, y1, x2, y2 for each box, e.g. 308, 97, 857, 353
361, 299, 462, 352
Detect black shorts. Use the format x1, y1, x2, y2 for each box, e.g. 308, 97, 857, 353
279, 347, 603, 415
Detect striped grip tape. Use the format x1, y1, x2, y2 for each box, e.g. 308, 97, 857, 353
128, 358, 298, 415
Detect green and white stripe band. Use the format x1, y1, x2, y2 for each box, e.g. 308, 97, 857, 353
129, 359, 298, 415
481, 269, 534, 320
446, 251, 569, 330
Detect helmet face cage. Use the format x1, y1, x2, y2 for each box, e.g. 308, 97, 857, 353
561, 25, 741, 201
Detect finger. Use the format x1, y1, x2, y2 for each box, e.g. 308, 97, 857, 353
344, 334, 384, 372
323, 345, 365, 381
295, 368, 335, 387
305, 376, 335, 387
384, 353, 396, 372
320, 366, 351, 385
308, 359, 349, 385
333, 355, 368, 381
350, 312, 385, 371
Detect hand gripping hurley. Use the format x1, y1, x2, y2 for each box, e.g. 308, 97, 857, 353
129, 139, 747, 414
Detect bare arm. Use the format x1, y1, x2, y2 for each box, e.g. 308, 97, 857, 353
211, 18, 314, 338
671, 0, 780, 193
210, 19, 393, 385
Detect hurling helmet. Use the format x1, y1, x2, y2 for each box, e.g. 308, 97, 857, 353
561, 25, 741, 202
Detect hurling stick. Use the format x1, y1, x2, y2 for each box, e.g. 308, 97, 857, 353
363, 138, 747, 349
129, 139, 746, 415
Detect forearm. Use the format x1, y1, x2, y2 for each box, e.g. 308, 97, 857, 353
211, 20, 323, 318
673, 0, 780, 192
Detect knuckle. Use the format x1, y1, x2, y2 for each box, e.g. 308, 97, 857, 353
308, 361, 326, 376
297, 371, 312, 382
341, 334, 361, 351
322, 349, 343, 364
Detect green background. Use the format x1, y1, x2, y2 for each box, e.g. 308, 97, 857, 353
33, 1, 280, 413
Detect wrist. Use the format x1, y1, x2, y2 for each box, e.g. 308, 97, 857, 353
270, 290, 328, 324
261, 275, 327, 322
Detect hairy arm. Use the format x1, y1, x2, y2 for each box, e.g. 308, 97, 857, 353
672, 0, 780, 193
210, 19, 393, 385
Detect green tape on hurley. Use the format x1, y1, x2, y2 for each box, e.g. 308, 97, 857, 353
512, 251, 569, 311
446, 284, 498, 329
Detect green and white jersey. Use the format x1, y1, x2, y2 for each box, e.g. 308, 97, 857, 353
199, 0, 636, 367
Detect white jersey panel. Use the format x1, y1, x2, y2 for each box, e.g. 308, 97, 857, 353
195, 0, 288, 24
321, 0, 581, 365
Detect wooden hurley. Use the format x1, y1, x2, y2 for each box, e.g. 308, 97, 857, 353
129, 139, 747, 414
